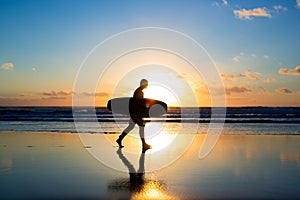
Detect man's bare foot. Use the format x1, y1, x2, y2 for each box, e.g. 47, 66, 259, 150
116, 138, 124, 148
142, 143, 151, 153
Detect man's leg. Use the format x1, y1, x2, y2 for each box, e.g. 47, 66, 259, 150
139, 126, 151, 153
116, 120, 135, 148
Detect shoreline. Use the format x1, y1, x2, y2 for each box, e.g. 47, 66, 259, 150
1, 130, 300, 135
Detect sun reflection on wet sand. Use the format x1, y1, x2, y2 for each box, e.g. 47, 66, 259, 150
0, 132, 299, 199
108, 148, 178, 199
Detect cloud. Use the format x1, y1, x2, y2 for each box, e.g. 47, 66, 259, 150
80, 92, 108, 97
221, 73, 245, 81
278, 66, 300, 76
42, 96, 66, 100
245, 69, 260, 80
254, 71, 261, 75
1, 63, 14, 70
259, 87, 271, 95
233, 7, 271, 20
232, 56, 240, 63
58, 91, 73, 96
32, 67, 37, 72
297, 0, 300, 8
263, 55, 269, 59
42, 91, 57, 96
42, 90, 73, 96
264, 78, 276, 83
222, 0, 228, 6
212, 2, 220, 7
212, 0, 228, 7
221, 70, 261, 81
226, 86, 252, 95
0, 90, 75, 105
273, 5, 288, 12
96, 92, 109, 97
276, 88, 293, 94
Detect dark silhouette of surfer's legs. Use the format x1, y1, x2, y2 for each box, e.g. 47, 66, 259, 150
137, 152, 145, 173
116, 148, 145, 192
116, 148, 136, 173
139, 126, 151, 153
116, 120, 135, 148
116, 117, 151, 152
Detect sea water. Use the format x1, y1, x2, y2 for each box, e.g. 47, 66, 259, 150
0, 107, 299, 135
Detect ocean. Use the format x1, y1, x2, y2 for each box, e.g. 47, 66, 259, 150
0, 106, 299, 135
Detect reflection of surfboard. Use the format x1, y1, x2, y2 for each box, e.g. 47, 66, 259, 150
107, 97, 167, 117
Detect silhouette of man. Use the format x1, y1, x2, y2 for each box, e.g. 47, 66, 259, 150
115, 148, 145, 192
116, 79, 151, 153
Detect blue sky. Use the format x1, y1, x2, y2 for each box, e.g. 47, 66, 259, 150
0, 0, 299, 106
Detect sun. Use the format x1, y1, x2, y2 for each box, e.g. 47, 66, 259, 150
144, 84, 179, 107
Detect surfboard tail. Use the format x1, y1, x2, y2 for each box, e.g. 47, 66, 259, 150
107, 100, 112, 111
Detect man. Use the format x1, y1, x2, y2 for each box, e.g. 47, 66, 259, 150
116, 79, 151, 153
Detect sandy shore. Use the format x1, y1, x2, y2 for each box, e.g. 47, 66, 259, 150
0, 131, 300, 199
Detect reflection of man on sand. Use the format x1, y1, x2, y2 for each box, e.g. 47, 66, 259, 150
108, 149, 167, 198
116, 79, 151, 153
115, 149, 145, 192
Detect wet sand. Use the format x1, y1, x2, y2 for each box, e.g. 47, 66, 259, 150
0, 131, 300, 199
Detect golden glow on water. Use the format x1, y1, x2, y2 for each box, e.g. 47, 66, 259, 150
131, 179, 177, 200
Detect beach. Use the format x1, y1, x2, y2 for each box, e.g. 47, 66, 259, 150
1, 131, 299, 199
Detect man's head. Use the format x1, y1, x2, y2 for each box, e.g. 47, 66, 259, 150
140, 79, 148, 88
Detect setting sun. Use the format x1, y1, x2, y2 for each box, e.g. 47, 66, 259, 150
144, 84, 179, 107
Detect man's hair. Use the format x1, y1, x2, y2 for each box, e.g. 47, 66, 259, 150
140, 79, 148, 86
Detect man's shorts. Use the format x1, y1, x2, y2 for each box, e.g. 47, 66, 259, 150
130, 115, 146, 127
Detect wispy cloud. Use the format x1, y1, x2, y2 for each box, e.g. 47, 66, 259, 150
212, 2, 220, 7
232, 56, 240, 63
0, 90, 110, 106
222, 0, 228, 6
0, 92, 71, 106
80, 92, 108, 97
276, 88, 293, 94
232, 52, 246, 62
273, 5, 288, 12
259, 87, 272, 95
297, 0, 300, 8
221, 73, 245, 81
263, 55, 269, 59
42, 96, 66, 100
264, 78, 276, 83
221, 70, 261, 81
32, 67, 37, 72
1, 63, 14, 70
41, 90, 73, 96
234, 7, 271, 20
245, 69, 260, 80
226, 86, 252, 95
212, 0, 228, 7
278, 66, 300, 76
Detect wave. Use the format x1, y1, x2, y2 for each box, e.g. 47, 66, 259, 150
0, 106, 299, 123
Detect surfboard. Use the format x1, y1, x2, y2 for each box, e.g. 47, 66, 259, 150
107, 97, 167, 117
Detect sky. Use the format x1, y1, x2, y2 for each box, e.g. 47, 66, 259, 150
0, 0, 299, 106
